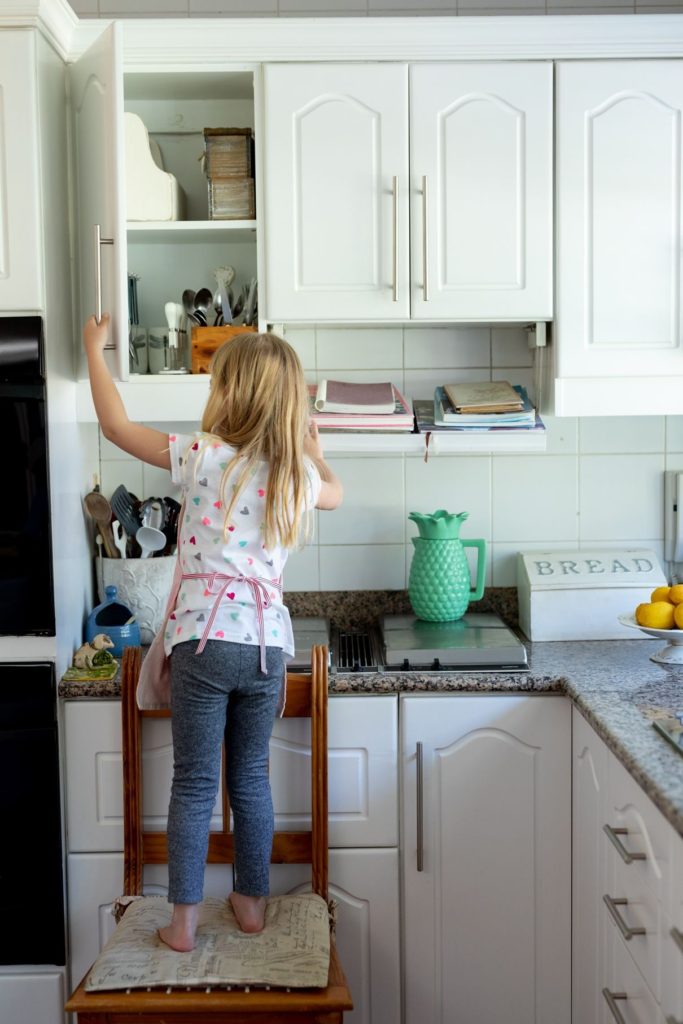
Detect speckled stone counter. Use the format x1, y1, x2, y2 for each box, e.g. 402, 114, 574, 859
58, 627, 683, 838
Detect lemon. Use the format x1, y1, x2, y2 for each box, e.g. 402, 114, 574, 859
635, 601, 676, 629
669, 584, 683, 605
651, 586, 673, 603
675, 604, 683, 630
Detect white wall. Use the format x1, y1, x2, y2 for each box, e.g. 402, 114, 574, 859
97, 323, 679, 592
67, 0, 683, 19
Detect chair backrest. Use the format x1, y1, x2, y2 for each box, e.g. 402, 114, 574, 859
121, 645, 329, 903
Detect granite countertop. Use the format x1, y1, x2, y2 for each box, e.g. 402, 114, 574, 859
59, 634, 683, 840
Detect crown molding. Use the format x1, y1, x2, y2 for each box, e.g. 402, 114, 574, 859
0, 0, 78, 60
4, 5, 683, 65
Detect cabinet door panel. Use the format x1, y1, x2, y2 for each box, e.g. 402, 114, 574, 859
0, 31, 42, 312
70, 23, 127, 380
557, 61, 683, 382
270, 848, 400, 1024
402, 694, 570, 1024
573, 708, 609, 1024
410, 63, 552, 321
0, 969, 65, 1024
264, 64, 409, 321
270, 696, 398, 847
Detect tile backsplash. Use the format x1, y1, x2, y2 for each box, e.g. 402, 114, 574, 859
96, 324, 679, 592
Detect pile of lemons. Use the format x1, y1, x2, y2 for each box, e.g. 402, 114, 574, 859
635, 586, 683, 630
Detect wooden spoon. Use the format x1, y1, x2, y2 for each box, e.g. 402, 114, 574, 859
84, 491, 118, 558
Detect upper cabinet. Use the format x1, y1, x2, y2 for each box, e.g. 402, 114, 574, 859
0, 30, 43, 312
263, 62, 553, 323
555, 60, 683, 415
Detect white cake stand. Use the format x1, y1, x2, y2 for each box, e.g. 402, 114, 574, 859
618, 613, 683, 664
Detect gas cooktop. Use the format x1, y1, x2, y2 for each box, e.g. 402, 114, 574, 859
381, 612, 528, 671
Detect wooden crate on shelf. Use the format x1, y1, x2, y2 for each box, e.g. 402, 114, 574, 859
191, 325, 257, 374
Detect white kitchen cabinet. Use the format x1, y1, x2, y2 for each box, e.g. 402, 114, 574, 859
271, 849, 401, 1024
263, 61, 552, 323
555, 60, 683, 416
0, 30, 43, 312
409, 63, 552, 321
0, 967, 66, 1024
573, 707, 610, 1024
401, 694, 571, 1024
64, 696, 397, 852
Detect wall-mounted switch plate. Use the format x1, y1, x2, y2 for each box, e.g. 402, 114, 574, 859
664, 471, 683, 562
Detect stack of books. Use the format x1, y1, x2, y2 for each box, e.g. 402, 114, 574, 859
414, 380, 544, 435
309, 380, 414, 432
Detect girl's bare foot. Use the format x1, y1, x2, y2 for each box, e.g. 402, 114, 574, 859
158, 903, 200, 952
229, 892, 267, 934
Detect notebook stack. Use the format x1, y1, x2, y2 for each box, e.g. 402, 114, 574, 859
414, 380, 544, 435
309, 380, 414, 432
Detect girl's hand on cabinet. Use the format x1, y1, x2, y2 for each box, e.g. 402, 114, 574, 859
84, 313, 111, 356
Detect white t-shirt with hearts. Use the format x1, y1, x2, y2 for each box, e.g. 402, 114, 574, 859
163, 432, 321, 660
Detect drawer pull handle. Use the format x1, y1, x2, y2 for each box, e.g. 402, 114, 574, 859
392, 176, 399, 303
416, 741, 424, 872
603, 895, 646, 941
671, 926, 683, 955
422, 174, 429, 302
602, 989, 628, 1023
603, 824, 646, 864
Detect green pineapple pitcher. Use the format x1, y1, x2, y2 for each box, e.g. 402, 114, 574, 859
408, 510, 487, 621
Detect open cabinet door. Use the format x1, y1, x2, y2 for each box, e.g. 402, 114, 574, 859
70, 23, 128, 381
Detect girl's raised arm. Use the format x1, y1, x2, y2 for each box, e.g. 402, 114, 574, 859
84, 314, 171, 470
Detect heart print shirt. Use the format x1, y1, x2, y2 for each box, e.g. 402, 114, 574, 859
163, 432, 321, 661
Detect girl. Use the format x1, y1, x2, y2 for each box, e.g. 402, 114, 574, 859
84, 314, 343, 950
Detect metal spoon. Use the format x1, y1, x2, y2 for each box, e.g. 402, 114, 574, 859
194, 288, 214, 327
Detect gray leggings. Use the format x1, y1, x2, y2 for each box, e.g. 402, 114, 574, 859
167, 639, 284, 904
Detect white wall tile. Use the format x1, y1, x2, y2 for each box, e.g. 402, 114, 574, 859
142, 462, 180, 500
315, 367, 405, 389
579, 454, 664, 541
666, 417, 683, 452
404, 326, 490, 369
189, 0, 276, 11
282, 327, 316, 370
492, 455, 579, 543
280, 0, 366, 10
68, 0, 99, 13
318, 457, 405, 544
491, 366, 535, 404
370, 0, 453, 7
320, 544, 406, 590
405, 455, 491, 540
491, 326, 533, 368
459, 0, 543, 9
283, 544, 320, 591
100, 458, 144, 501
404, 367, 484, 400
101, 0, 189, 12
540, 415, 578, 455
579, 416, 665, 454
492, 540, 578, 587
316, 328, 403, 370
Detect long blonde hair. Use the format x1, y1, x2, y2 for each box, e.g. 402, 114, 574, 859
199, 332, 311, 550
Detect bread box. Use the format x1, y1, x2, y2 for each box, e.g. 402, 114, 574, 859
517, 548, 667, 641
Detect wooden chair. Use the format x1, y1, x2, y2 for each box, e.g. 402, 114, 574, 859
66, 643, 353, 1024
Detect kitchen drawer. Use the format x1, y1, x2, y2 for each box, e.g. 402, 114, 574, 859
661, 911, 683, 1024
603, 850, 661, 1000
603, 924, 660, 1024
271, 695, 398, 848
604, 753, 674, 901
64, 701, 223, 852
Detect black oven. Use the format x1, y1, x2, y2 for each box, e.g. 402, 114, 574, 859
0, 317, 54, 635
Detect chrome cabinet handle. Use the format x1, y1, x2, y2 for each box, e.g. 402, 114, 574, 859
671, 926, 683, 955
602, 989, 628, 1023
416, 741, 423, 872
392, 176, 399, 303
603, 895, 646, 941
94, 224, 116, 347
422, 175, 428, 302
603, 824, 646, 864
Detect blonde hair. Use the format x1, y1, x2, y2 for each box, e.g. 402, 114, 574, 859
198, 332, 311, 550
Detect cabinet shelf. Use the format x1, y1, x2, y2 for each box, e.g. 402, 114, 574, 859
75, 379, 546, 452
127, 220, 257, 244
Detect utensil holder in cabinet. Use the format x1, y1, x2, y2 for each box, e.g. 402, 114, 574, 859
191, 325, 257, 374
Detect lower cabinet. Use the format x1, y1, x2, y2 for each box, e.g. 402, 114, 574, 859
401, 694, 571, 1024
0, 967, 66, 1024
573, 705, 683, 1024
